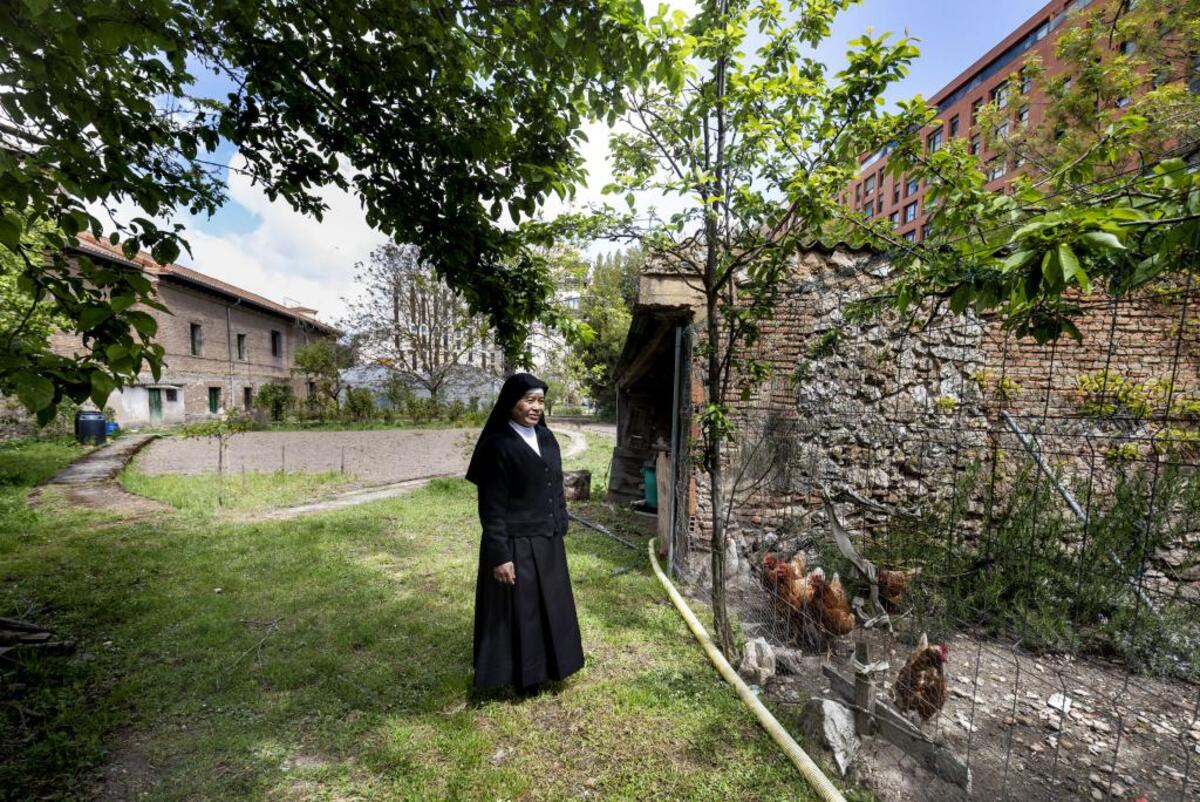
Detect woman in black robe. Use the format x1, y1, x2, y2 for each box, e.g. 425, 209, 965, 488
465, 373, 585, 693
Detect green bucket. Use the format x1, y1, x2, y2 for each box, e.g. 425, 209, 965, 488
642, 465, 658, 509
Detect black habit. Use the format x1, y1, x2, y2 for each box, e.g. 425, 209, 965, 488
466, 374, 585, 691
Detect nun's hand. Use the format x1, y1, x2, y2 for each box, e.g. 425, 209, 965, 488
493, 561, 516, 585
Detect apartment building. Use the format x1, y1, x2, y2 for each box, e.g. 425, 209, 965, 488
840, 0, 1138, 242
61, 233, 339, 428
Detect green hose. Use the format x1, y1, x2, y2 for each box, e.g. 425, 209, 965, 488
648, 539, 848, 802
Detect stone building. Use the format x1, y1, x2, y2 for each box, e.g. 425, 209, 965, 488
60, 233, 339, 428
612, 245, 1200, 579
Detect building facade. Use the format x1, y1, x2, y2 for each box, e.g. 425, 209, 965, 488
60, 233, 338, 428
839, 0, 1126, 242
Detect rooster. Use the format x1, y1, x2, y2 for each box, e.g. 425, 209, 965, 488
878, 567, 921, 612
892, 633, 949, 724
808, 568, 856, 637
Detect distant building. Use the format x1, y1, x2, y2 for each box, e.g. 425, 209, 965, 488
59, 233, 339, 428
838, 0, 1158, 241
340, 363, 501, 408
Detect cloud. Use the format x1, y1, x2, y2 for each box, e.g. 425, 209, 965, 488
174, 156, 386, 327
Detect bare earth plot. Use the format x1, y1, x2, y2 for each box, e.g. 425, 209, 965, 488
135, 429, 479, 485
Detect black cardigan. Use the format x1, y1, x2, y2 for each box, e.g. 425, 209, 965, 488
474, 425, 569, 567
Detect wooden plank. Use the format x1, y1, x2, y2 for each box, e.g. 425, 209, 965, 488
0, 617, 43, 632
853, 643, 875, 736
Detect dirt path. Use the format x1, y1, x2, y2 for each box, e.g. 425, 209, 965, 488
30, 435, 169, 517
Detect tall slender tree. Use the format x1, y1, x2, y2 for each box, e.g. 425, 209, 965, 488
595, 0, 923, 655
343, 243, 495, 403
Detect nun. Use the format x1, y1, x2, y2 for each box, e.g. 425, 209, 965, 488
465, 373, 585, 694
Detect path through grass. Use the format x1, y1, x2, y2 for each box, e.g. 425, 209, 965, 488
0, 437, 858, 801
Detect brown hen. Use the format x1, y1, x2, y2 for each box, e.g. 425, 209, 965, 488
892, 633, 949, 723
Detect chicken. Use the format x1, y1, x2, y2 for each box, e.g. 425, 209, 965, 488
808, 568, 856, 637
892, 633, 949, 723
878, 567, 921, 612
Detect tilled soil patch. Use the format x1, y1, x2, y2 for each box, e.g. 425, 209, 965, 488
134, 429, 478, 485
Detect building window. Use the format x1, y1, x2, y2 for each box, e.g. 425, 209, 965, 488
991, 81, 1010, 109
208, 387, 221, 414
236, 333, 246, 360
892, 182, 900, 204
971, 98, 983, 125
270, 330, 282, 357
165, 388, 178, 403
1017, 105, 1030, 126
190, 323, 203, 356
307, 380, 316, 398
243, 386, 253, 410
993, 120, 1009, 141
969, 134, 982, 155
863, 202, 874, 219
987, 158, 1007, 181
864, 174, 876, 195
877, 199, 885, 215
949, 115, 960, 137
889, 211, 899, 225
927, 128, 943, 153
922, 221, 933, 241
1116, 95, 1131, 107
905, 178, 919, 197
1119, 40, 1136, 55
854, 183, 862, 202
902, 229, 916, 242
903, 202, 918, 223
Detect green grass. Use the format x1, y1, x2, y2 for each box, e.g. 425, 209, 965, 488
0, 436, 856, 801
561, 428, 616, 498
120, 466, 356, 514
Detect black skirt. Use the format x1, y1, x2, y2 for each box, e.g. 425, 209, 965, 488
472, 535, 584, 690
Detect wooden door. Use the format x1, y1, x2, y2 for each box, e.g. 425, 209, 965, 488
148, 388, 162, 425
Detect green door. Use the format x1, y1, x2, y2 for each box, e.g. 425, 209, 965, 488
148, 388, 162, 425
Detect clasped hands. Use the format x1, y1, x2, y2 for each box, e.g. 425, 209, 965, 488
493, 561, 516, 585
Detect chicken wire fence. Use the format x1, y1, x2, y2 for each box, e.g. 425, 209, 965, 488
716, 282, 1200, 801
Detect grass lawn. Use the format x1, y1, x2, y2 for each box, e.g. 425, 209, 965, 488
0, 436, 859, 801
121, 467, 357, 514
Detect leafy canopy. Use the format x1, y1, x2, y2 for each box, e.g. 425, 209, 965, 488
845, 0, 1200, 343
0, 0, 654, 421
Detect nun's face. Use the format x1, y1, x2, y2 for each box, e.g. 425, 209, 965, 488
511, 391, 545, 426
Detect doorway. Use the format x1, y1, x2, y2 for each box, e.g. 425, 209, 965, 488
148, 387, 162, 425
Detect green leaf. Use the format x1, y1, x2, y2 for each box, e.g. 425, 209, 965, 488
1079, 231, 1124, 251
79, 306, 112, 330
90, 371, 116, 407
14, 372, 54, 412
126, 310, 158, 338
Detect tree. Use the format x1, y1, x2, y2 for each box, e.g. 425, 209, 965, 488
343, 243, 494, 403
592, 0, 922, 655
293, 339, 356, 416
574, 248, 643, 416
849, 0, 1200, 343
254, 382, 294, 423
0, 0, 655, 422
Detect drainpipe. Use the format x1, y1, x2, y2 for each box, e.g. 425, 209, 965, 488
226, 298, 243, 411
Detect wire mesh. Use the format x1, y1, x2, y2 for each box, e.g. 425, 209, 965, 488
708, 260, 1200, 801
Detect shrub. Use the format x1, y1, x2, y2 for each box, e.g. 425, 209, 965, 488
255, 382, 294, 422
343, 387, 376, 422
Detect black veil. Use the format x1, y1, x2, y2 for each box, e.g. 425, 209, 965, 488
465, 372, 549, 485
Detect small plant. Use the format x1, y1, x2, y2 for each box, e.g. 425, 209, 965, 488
1103, 443, 1142, 463
1075, 370, 1170, 420
1154, 427, 1200, 457
970, 368, 1022, 403
934, 395, 958, 413
807, 328, 841, 359
1170, 398, 1200, 420
791, 360, 812, 386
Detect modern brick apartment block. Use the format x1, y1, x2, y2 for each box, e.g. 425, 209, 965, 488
58, 233, 339, 428
839, 0, 1132, 242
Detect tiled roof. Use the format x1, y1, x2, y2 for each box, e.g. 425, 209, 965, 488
71, 232, 340, 335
